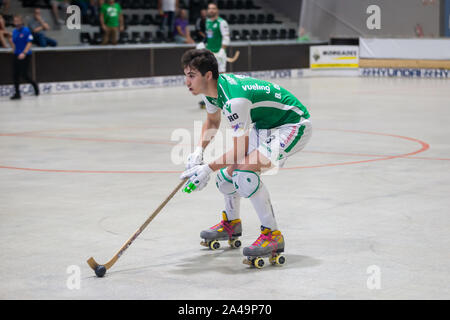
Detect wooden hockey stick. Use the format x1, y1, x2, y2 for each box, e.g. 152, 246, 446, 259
227, 50, 240, 63
87, 179, 187, 276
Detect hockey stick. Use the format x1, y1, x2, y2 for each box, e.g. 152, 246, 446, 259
87, 179, 187, 277
227, 50, 240, 63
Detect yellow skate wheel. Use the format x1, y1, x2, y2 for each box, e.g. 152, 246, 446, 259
229, 239, 242, 248
209, 240, 220, 250
275, 255, 286, 265
253, 257, 265, 269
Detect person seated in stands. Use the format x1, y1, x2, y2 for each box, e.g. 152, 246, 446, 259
0, 0, 10, 15
28, 8, 57, 47
100, 0, 123, 45
0, 14, 13, 48
194, 8, 206, 43
174, 8, 194, 44
51, 0, 70, 25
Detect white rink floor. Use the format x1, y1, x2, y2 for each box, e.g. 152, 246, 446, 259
1, 76, 449, 300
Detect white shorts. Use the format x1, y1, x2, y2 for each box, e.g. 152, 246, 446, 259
214, 49, 227, 73
196, 42, 227, 73
247, 118, 312, 168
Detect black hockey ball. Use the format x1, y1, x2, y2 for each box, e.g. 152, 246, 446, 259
95, 265, 106, 277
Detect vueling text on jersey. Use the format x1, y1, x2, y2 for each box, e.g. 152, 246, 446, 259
242, 84, 271, 94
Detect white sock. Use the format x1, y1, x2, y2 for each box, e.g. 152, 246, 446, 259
222, 168, 241, 220
224, 194, 241, 221
249, 181, 278, 230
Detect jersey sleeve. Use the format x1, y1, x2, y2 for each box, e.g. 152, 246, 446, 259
219, 19, 230, 46
202, 95, 220, 114
25, 28, 33, 42
226, 98, 251, 137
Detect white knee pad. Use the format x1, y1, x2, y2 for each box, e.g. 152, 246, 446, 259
216, 168, 236, 195
232, 170, 260, 198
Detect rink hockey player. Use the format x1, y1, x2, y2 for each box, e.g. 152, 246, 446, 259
180, 49, 312, 268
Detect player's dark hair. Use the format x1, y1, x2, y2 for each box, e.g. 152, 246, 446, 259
181, 49, 219, 80
207, 1, 218, 8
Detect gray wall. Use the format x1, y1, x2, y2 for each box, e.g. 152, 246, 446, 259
299, 0, 441, 40
259, 0, 303, 25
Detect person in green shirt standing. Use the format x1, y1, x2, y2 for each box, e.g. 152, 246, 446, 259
100, 0, 123, 45
197, 1, 230, 109
204, 1, 229, 73
180, 49, 312, 268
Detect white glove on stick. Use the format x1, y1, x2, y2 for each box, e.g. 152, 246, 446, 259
186, 146, 204, 170
180, 164, 213, 193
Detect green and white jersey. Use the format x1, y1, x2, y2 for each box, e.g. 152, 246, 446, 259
203, 74, 310, 137
205, 17, 230, 53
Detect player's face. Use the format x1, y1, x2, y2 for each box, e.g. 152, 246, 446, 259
13, 17, 24, 28
207, 4, 218, 19
184, 66, 207, 95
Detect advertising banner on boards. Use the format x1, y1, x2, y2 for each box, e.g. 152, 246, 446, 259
310, 45, 359, 69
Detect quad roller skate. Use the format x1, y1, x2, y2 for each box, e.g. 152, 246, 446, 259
243, 227, 286, 269
200, 211, 242, 250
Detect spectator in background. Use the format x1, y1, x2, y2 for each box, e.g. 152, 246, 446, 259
100, 0, 123, 45
189, 0, 206, 24
297, 27, 310, 42
0, 0, 10, 15
0, 14, 13, 48
89, 0, 104, 23
158, 0, 179, 41
73, 0, 99, 23
174, 8, 194, 44
194, 8, 206, 43
10, 15, 39, 100
51, 0, 70, 25
28, 8, 57, 47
